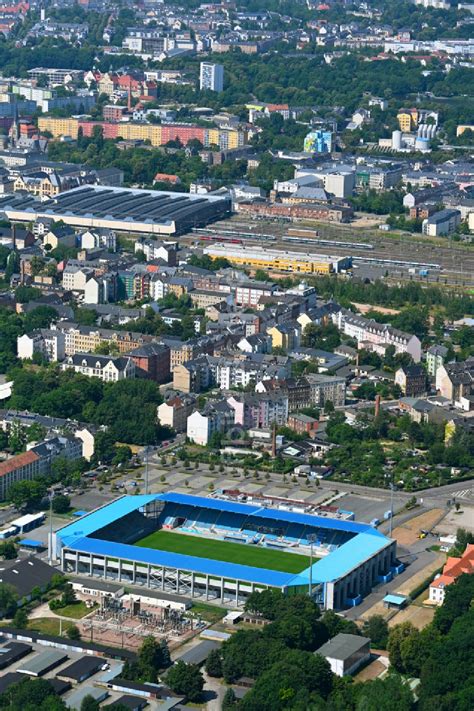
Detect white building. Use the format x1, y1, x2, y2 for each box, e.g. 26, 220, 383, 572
80, 229, 117, 252
61, 354, 135, 382
17, 330, 66, 362
332, 309, 422, 363
422, 209, 461, 237
200, 62, 224, 92
315, 634, 371, 677
186, 402, 234, 446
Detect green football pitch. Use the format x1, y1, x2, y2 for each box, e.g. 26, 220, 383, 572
134, 530, 312, 574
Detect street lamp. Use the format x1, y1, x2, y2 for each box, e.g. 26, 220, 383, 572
307, 533, 317, 598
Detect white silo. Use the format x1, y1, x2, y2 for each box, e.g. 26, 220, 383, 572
392, 130, 402, 150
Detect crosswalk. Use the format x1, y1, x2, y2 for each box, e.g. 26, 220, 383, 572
450, 488, 474, 501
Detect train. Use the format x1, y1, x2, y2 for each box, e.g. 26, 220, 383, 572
282, 236, 374, 251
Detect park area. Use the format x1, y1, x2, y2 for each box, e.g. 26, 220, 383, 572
134, 530, 312, 573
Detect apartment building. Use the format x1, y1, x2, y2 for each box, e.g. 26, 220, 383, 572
287, 413, 319, 436
17, 330, 65, 362
186, 401, 234, 446
227, 393, 289, 429
0, 451, 43, 501
235, 281, 277, 307
332, 309, 421, 363
305, 374, 346, 407
157, 395, 196, 433
422, 209, 461, 237
128, 342, 170, 383
135, 239, 177, 265
61, 354, 136, 382
395, 365, 427, 397
426, 345, 449, 378
436, 357, 474, 410
54, 324, 152, 356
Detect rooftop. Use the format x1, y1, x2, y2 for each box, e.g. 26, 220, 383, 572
316, 633, 370, 660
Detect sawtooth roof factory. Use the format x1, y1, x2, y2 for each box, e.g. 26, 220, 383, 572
0, 185, 231, 236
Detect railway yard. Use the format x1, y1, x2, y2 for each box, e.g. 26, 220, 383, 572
185, 215, 474, 289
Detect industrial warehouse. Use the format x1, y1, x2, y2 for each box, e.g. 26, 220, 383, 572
54, 493, 400, 611
203, 243, 352, 274
0, 185, 232, 236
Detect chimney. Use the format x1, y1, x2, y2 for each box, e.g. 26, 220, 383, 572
11, 223, 16, 250
271, 422, 276, 458
375, 394, 381, 418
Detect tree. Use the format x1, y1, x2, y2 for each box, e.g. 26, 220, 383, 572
352, 673, 414, 711
66, 624, 80, 640
165, 661, 204, 702
12, 607, 28, 629
0, 540, 18, 560
52, 494, 71, 514
222, 687, 237, 710
80, 695, 100, 711
113, 445, 132, 466
362, 615, 389, 648
205, 648, 223, 677
0, 583, 18, 617
387, 621, 418, 673
8, 480, 47, 511
138, 635, 164, 682
0, 677, 67, 710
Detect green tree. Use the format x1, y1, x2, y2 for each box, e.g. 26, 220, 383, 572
0, 540, 18, 560
387, 621, 418, 673
13, 606, 28, 629
52, 494, 71, 514
165, 661, 204, 702
362, 615, 389, 648
8, 480, 47, 511
205, 648, 223, 677
0, 583, 18, 616
66, 624, 80, 640
80, 696, 100, 711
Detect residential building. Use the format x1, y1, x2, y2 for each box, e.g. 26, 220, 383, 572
128, 342, 171, 383
200, 62, 224, 92
0, 451, 43, 501
80, 229, 117, 252
304, 129, 333, 154
186, 401, 234, 446
17, 330, 65, 362
267, 323, 301, 351
235, 281, 277, 307
429, 544, 474, 605
227, 393, 289, 429
315, 634, 371, 677
422, 209, 461, 237
61, 354, 135, 382
426, 345, 449, 378
305, 373, 346, 407
395, 365, 427, 397
332, 309, 422, 362
436, 358, 474, 410
135, 239, 177, 265
157, 395, 196, 433
287, 413, 319, 437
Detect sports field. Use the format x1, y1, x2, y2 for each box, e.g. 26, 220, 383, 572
134, 530, 312, 573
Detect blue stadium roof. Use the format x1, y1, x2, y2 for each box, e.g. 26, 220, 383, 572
293, 532, 391, 585
155, 492, 381, 536
69, 536, 297, 587
57, 495, 158, 547
56, 493, 393, 588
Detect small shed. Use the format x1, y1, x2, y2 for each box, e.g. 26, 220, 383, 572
383, 593, 408, 609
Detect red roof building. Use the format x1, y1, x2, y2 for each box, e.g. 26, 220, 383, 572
429, 544, 474, 605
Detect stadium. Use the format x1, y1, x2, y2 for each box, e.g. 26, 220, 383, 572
54, 493, 401, 610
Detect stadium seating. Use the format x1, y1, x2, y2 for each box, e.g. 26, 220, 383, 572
93, 510, 155, 544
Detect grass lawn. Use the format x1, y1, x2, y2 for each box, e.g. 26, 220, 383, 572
52, 601, 97, 619
135, 530, 312, 574
28, 618, 75, 636
190, 602, 227, 623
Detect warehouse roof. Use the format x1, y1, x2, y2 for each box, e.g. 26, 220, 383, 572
0, 185, 231, 235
